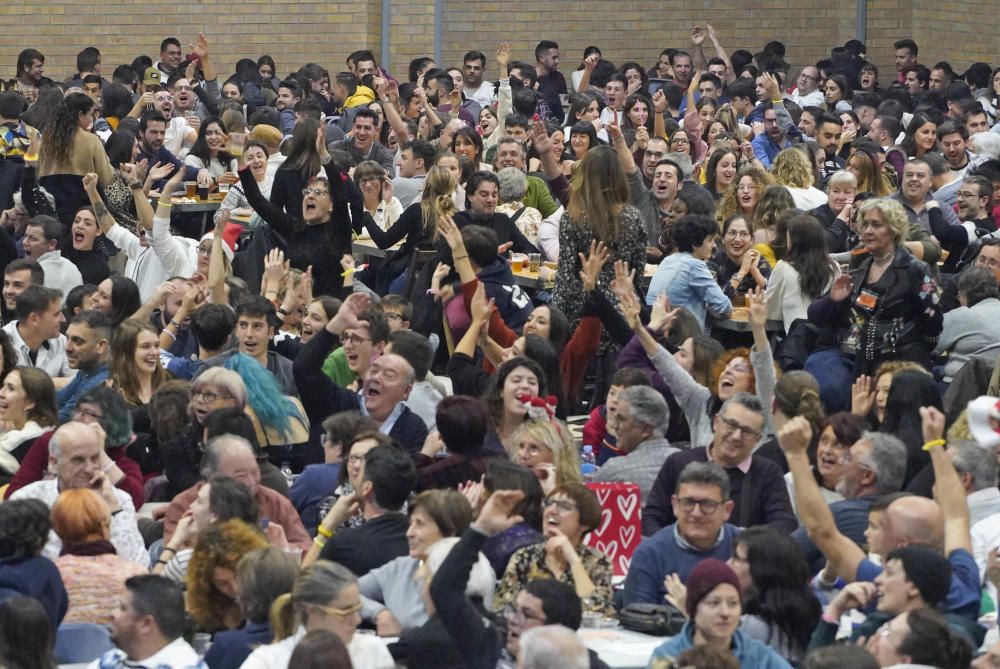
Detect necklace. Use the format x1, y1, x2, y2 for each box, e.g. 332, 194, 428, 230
871, 248, 895, 266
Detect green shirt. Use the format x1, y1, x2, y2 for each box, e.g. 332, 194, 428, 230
322, 346, 357, 386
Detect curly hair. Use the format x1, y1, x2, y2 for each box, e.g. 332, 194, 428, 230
752, 185, 795, 237
719, 166, 775, 220
186, 519, 268, 632
149, 380, 193, 443
709, 348, 756, 397
509, 417, 581, 488
40, 92, 94, 169
772, 148, 814, 189
484, 356, 547, 431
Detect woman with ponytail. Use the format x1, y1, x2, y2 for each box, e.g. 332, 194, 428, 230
242, 561, 394, 669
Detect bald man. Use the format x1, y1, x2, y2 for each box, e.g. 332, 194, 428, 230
10, 421, 147, 565
779, 417, 981, 621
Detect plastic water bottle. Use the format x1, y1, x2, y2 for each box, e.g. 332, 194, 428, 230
280, 461, 295, 486
580, 445, 597, 481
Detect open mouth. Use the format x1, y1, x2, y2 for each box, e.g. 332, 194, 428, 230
365, 385, 381, 400
346, 352, 359, 367
73, 230, 86, 245
720, 377, 736, 391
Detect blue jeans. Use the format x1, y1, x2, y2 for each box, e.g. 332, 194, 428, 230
805, 348, 855, 413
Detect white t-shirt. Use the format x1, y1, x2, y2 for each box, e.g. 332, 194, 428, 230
240, 626, 394, 669
463, 81, 496, 109
164, 117, 194, 157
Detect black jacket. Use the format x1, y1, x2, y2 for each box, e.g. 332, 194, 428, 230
293, 329, 429, 456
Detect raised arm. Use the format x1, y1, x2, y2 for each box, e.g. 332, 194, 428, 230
576, 53, 598, 95
207, 208, 229, 304
706, 24, 736, 84
606, 112, 637, 175
921, 406, 972, 555
779, 417, 866, 581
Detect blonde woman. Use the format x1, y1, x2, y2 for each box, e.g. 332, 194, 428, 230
772, 148, 827, 210
509, 417, 581, 495
719, 166, 775, 222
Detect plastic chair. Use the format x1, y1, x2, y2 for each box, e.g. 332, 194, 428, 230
54, 622, 114, 664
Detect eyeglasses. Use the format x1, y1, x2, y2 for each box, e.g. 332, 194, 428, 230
543, 498, 578, 513
313, 601, 363, 619
341, 333, 371, 346
672, 137, 691, 145
736, 184, 758, 192
347, 453, 367, 464
799, 74, 818, 81
958, 191, 985, 199
73, 407, 103, 420
302, 188, 330, 197
504, 604, 547, 624
173, 85, 193, 92
718, 414, 762, 442
196, 243, 213, 255
675, 497, 723, 514
724, 230, 751, 239
358, 176, 381, 185
193, 389, 226, 403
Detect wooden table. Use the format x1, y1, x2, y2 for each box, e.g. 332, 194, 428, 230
170, 196, 224, 236
352, 237, 399, 259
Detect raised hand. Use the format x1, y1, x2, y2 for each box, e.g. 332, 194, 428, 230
496, 42, 511, 69
606, 110, 623, 143
437, 214, 463, 251
432, 262, 451, 283
82, 172, 99, 195
189, 33, 210, 61
649, 293, 680, 334
263, 248, 288, 285
830, 275, 854, 302
652, 89, 667, 113
761, 72, 781, 101
777, 415, 813, 456
530, 121, 552, 155
691, 25, 706, 46
618, 290, 643, 331
474, 489, 526, 536
470, 282, 495, 323
747, 286, 768, 328
919, 405, 946, 444
635, 125, 649, 150
584, 54, 599, 71
851, 375, 875, 417
664, 573, 688, 615
610, 259, 636, 301
458, 477, 486, 515
578, 240, 610, 292
327, 292, 372, 334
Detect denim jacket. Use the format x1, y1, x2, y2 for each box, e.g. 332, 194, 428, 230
647, 252, 732, 329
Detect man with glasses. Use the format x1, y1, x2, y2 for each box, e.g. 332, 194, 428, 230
790, 66, 824, 108
750, 103, 793, 169
595, 386, 677, 502
642, 393, 795, 537
622, 461, 740, 606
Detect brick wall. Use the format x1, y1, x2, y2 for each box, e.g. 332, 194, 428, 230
0, 0, 993, 88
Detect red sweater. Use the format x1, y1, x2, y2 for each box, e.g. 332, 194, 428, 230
460, 279, 601, 401
5, 431, 145, 510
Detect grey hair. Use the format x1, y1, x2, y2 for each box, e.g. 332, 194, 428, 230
958, 266, 998, 307
970, 131, 1000, 161
859, 431, 907, 493
424, 537, 496, 608
520, 625, 589, 669
292, 560, 357, 622
201, 434, 256, 478
664, 151, 693, 179
677, 461, 730, 500
720, 391, 765, 418
949, 440, 999, 491
619, 385, 670, 435
194, 367, 248, 408
497, 166, 528, 203
827, 169, 858, 191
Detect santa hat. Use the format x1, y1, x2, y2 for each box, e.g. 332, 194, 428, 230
967, 396, 1000, 449
201, 223, 242, 262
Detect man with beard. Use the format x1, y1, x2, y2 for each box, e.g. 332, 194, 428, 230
462, 50, 495, 109
135, 113, 198, 188
150, 86, 197, 157
327, 108, 395, 176
57, 311, 111, 422
938, 120, 987, 178
792, 431, 907, 573
95, 575, 200, 669
930, 176, 996, 273
275, 78, 302, 136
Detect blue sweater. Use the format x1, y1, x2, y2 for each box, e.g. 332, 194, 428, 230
651, 622, 792, 669
622, 523, 740, 606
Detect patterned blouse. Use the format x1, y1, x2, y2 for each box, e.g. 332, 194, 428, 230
55, 553, 149, 625
492, 542, 614, 616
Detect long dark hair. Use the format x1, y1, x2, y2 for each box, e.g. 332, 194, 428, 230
785, 214, 835, 300
738, 526, 820, 655
484, 356, 547, 430
522, 334, 565, 419
106, 276, 141, 327
900, 110, 941, 158
0, 595, 55, 669
104, 130, 135, 169
188, 117, 233, 167
705, 148, 739, 200
484, 459, 543, 530
40, 92, 94, 168
880, 370, 943, 486
280, 118, 322, 182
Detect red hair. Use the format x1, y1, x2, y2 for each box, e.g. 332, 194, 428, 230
51, 488, 110, 544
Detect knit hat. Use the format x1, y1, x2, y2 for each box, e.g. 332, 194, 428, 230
886, 547, 951, 607
684, 559, 741, 618
201, 223, 242, 262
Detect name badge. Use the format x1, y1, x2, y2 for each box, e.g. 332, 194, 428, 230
855, 289, 879, 310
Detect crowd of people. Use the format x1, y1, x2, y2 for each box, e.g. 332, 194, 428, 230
1, 25, 1000, 669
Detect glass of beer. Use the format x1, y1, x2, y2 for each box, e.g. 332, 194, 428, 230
184, 181, 197, 198
528, 253, 541, 273
511, 254, 526, 272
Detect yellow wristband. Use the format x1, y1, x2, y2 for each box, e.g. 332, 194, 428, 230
313, 536, 327, 548
771, 99, 782, 104
158, 201, 173, 208
24, 153, 38, 162
922, 439, 946, 451
317, 525, 334, 539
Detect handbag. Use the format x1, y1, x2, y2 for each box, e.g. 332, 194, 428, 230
617, 602, 686, 637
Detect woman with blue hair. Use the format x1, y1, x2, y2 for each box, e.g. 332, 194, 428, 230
224, 354, 309, 467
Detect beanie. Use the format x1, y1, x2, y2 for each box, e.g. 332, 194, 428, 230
684, 558, 741, 618
887, 546, 951, 607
